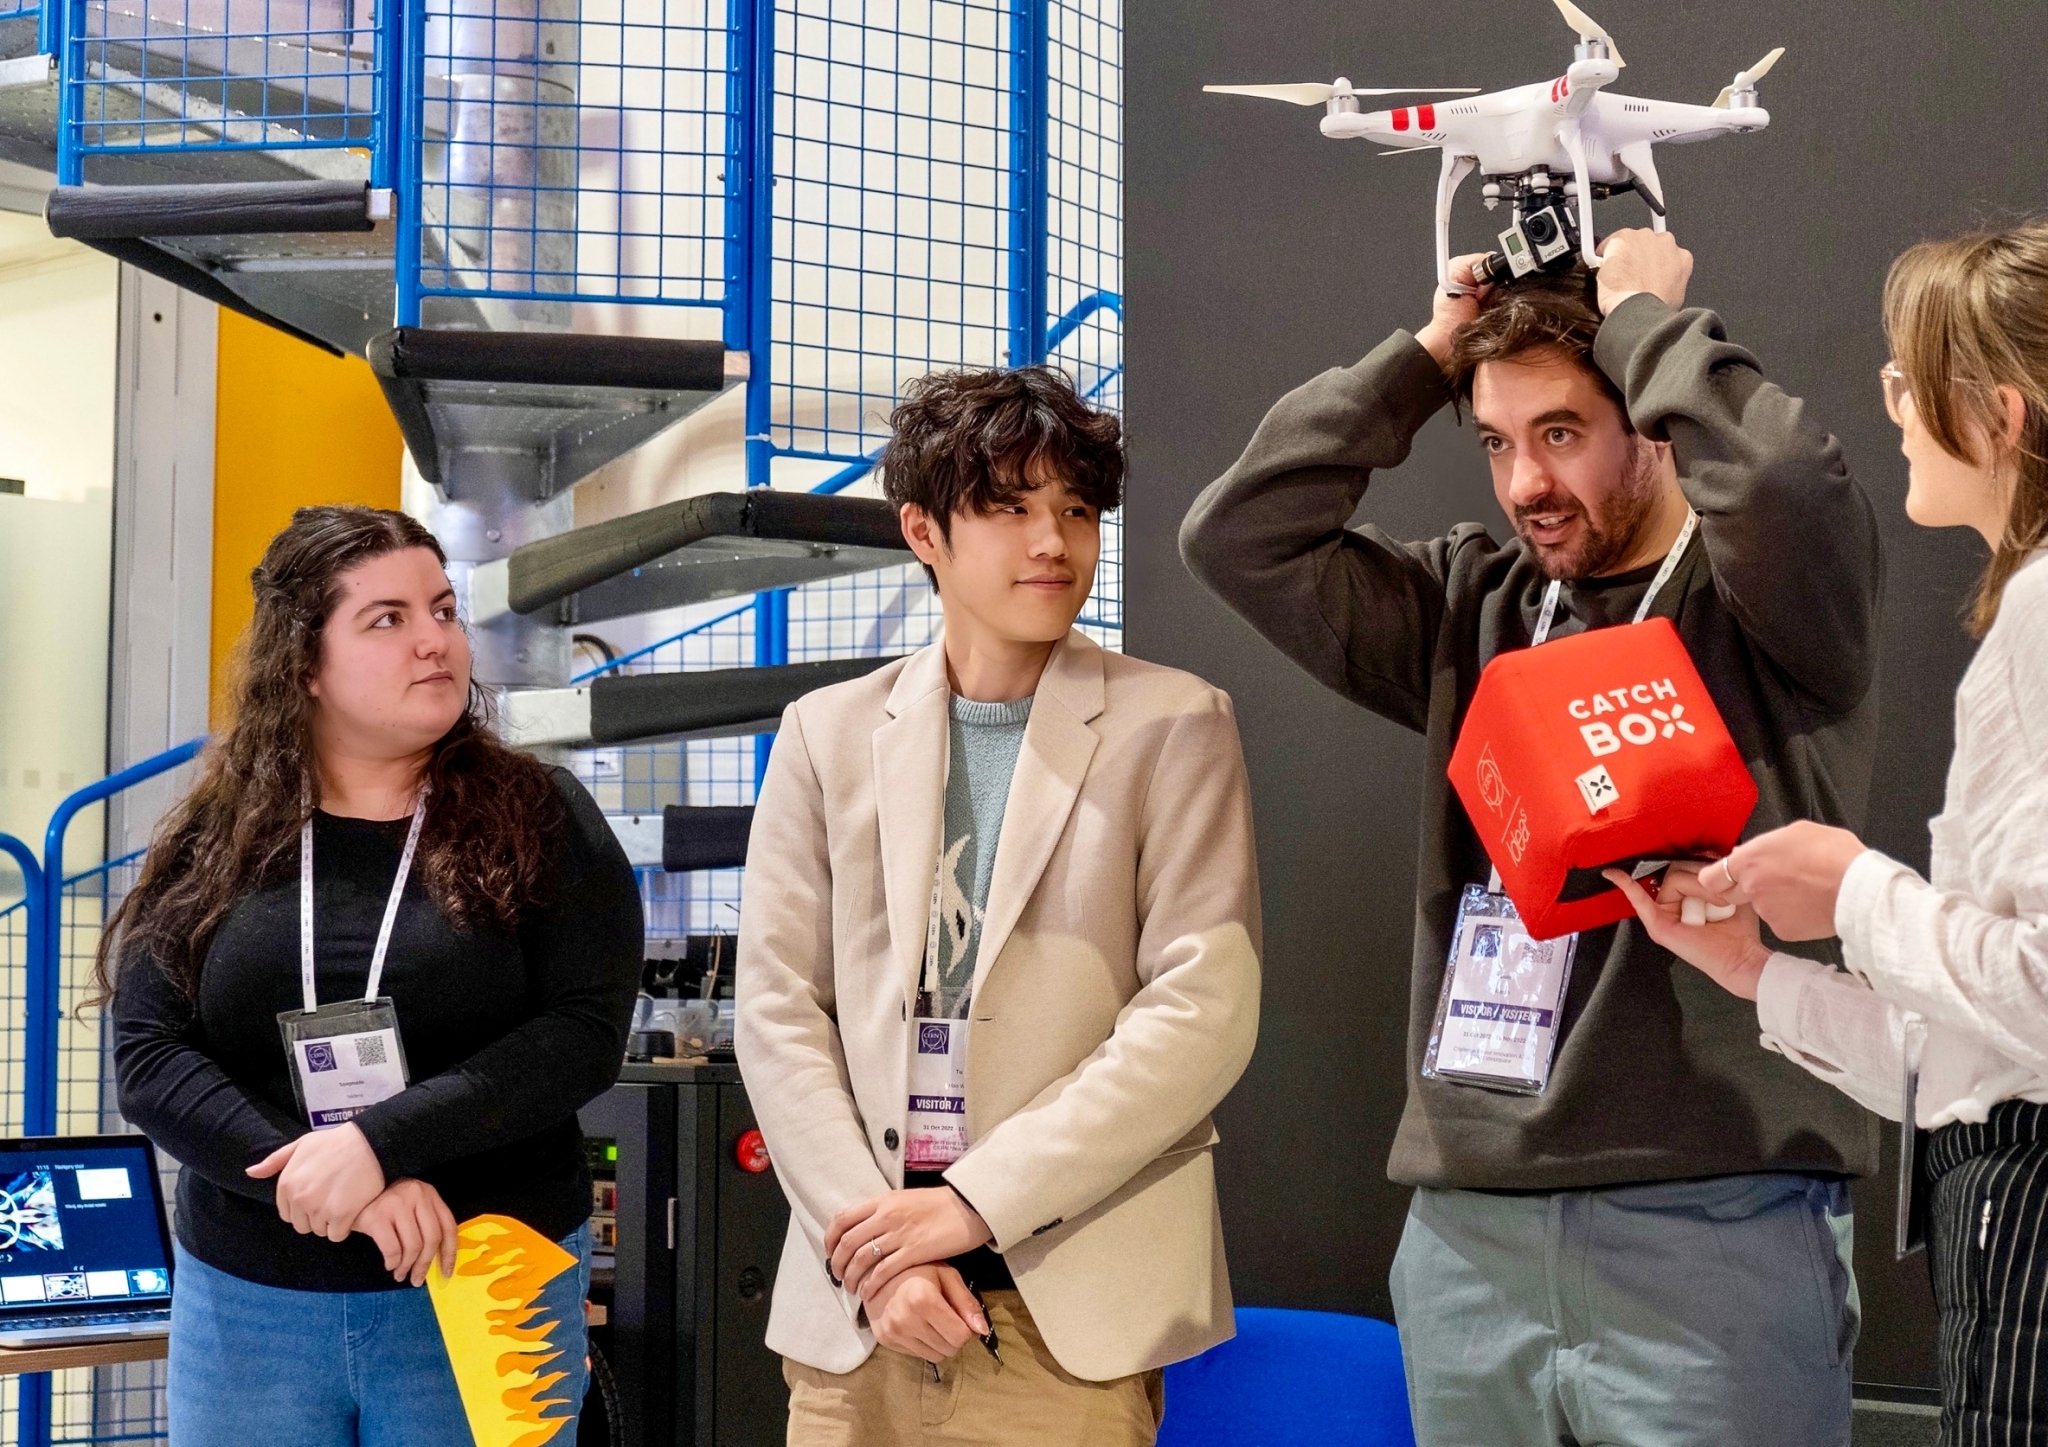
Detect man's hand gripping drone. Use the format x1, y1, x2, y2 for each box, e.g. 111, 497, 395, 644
1207, 0, 1783, 293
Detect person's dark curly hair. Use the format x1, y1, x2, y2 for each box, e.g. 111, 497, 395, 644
880, 365, 1123, 585
1443, 264, 1630, 429
90, 505, 566, 1006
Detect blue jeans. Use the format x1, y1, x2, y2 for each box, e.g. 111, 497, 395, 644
1390, 1174, 1858, 1447
167, 1223, 591, 1447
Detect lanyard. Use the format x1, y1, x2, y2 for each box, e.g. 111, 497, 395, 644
1530, 509, 1699, 647
298, 790, 429, 1015
1489, 510, 1698, 895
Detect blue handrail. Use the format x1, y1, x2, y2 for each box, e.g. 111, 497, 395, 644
29, 737, 206, 1135
0, 835, 45, 1125
0, 831, 41, 906
812, 449, 884, 496
1044, 290, 1122, 355
571, 597, 758, 683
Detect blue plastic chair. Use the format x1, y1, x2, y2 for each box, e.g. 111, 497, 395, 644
1158, 1307, 1417, 1447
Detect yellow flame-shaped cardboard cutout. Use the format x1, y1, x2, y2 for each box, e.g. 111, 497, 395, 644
427, 1215, 579, 1447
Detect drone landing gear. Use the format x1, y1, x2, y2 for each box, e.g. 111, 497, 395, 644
1435, 151, 1478, 295
1558, 121, 1600, 269
1615, 140, 1667, 232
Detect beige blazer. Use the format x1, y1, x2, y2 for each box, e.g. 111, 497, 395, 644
735, 630, 1262, 1382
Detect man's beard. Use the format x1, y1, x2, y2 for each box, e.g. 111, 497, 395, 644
1514, 442, 1662, 581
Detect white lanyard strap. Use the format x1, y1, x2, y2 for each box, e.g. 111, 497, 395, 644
1530, 509, 1698, 647
299, 790, 429, 1014
920, 740, 950, 1001
922, 866, 945, 999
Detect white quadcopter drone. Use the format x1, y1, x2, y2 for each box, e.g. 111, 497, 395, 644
1207, 0, 1783, 293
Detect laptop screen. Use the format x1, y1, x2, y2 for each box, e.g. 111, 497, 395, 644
0, 1137, 172, 1316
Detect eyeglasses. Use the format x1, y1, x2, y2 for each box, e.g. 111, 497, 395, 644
1879, 363, 1914, 425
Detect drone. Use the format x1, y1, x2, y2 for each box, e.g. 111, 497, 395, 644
1207, 0, 1783, 293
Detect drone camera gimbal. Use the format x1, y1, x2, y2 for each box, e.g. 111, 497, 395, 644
1474, 166, 1667, 289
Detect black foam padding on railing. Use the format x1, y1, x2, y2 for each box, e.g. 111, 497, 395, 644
369, 367, 440, 487
508, 489, 907, 615
45, 181, 374, 239
662, 806, 755, 872
588, 656, 902, 745
71, 236, 344, 357
365, 327, 727, 392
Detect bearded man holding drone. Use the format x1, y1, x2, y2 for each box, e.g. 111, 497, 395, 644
1180, 227, 1883, 1445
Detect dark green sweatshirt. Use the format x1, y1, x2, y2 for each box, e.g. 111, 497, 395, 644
1179, 294, 1884, 1190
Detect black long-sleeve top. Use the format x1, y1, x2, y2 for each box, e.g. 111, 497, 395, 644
1180, 295, 1886, 1190
112, 767, 643, 1292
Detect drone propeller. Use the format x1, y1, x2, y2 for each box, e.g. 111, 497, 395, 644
1552, 0, 1625, 67
1203, 78, 1479, 106
1711, 46, 1785, 108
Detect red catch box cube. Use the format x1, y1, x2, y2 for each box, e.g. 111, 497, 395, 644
1447, 617, 1757, 940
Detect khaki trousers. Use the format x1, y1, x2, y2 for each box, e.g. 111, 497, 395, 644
783, 1290, 1165, 1446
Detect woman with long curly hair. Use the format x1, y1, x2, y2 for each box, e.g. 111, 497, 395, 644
105, 505, 642, 1445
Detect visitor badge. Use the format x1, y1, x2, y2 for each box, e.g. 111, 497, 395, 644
282, 794, 424, 1130
905, 1016, 970, 1170
1422, 883, 1579, 1096
279, 998, 410, 1130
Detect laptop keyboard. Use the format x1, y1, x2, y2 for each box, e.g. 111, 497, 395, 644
2, 1309, 168, 1331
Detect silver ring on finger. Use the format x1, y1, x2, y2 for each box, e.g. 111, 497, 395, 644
870, 1240, 884, 1259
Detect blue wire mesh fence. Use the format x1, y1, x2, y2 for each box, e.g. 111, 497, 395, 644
62, 0, 386, 165
0, 854, 169, 1447
764, 0, 1014, 468
0, 890, 22, 1443
50, 855, 166, 1447
571, 559, 948, 936
1044, 0, 1119, 643
408, 0, 739, 326
573, 596, 756, 939
0, 0, 38, 26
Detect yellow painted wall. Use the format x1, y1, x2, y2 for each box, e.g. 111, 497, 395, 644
210, 310, 403, 718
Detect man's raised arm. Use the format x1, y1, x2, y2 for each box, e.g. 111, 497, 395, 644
1179, 269, 1489, 735
1592, 234, 1883, 715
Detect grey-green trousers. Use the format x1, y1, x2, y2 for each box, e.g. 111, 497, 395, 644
1390, 1173, 1858, 1446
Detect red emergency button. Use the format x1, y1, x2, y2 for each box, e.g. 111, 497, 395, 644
734, 1128, 771, 1174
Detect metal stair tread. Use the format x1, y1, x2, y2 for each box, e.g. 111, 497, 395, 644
493, 487, 910, 623
366, 325, 738, 497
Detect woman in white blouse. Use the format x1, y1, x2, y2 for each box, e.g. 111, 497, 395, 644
1608, 221, 2048, 1444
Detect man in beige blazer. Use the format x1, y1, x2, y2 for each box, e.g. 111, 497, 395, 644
736, 365, 1262, 1445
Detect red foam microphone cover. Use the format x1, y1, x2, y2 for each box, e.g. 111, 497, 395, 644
1447, 617, 1757, 940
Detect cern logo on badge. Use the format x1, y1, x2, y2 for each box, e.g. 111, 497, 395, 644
304, 1041, 338, 1073
917, 1022, 950, 1055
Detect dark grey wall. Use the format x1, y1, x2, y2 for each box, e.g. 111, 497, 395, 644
1125, 0, 2047, 1388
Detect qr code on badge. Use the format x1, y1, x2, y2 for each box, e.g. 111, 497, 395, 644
304, 1042, 337, 1073
354, 1035, 388, 1068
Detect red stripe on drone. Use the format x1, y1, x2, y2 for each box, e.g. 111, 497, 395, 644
1391, 108, 1410, 131
1418, 103, 1436, 128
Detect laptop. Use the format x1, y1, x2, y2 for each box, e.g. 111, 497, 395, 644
0, 1135, 174, 1348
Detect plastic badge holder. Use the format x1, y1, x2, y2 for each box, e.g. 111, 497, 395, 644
278, 997, 411, 1129
1422, 884, 1579, 1095
1447, 616, 1758, 941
